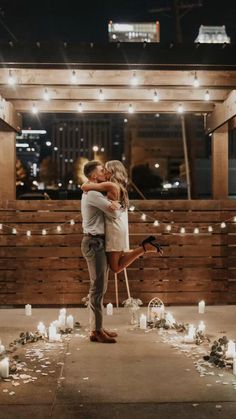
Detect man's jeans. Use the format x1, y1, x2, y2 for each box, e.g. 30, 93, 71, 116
81, 236, 108, 331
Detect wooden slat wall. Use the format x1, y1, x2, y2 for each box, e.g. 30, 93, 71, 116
0, 200, 236, 306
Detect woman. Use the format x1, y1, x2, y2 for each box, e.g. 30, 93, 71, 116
82, 160, 163, 273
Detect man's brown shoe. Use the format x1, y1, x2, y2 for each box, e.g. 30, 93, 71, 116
90, 330, 116, 343
103, 328, 118, 338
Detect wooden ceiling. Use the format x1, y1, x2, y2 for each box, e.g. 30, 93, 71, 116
0, 43, 235, 131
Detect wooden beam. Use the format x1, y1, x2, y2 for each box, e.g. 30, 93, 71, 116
0, 132, 16, 200
11, 100, 214, 113
206, 90, 236, 133
0, 86, 229, 102
212, 124, 228, 199
0, 98, 21, 132
0, 69, 236, 87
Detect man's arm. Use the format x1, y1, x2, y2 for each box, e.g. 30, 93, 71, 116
86, 191, 121, 219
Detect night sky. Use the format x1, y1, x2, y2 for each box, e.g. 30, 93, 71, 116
0, 0, 236, 43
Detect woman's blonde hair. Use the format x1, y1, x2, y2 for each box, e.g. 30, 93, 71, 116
105, 160, 129, 208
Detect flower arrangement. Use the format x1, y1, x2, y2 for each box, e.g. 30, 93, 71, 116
122, 297, 143, 324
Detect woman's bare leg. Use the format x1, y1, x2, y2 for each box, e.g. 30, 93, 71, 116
107, 243, 157, 274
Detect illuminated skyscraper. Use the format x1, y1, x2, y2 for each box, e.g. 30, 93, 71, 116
108, 21, 160, 43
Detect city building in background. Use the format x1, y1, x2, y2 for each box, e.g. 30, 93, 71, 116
108, 21, 160, 43
51, 115, 124, 186
195, 25, 230, 43
16, 129, 46, 182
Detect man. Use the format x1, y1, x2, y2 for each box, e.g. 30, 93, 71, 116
81, 160, 120, 343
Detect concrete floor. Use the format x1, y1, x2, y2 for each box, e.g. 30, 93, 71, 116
0, 305, 236, 418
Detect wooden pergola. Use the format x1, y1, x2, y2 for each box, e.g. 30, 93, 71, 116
0, 41, 236, 199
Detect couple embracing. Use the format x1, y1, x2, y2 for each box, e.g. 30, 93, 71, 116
81, 160, 163, 344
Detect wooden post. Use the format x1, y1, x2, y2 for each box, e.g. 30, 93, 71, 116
212, 124, 228, 199
0, 131, 16, 200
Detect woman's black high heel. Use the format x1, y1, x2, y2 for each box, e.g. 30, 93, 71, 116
141, 235, 163, 253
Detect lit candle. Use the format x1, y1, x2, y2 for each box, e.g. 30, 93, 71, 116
139, 314, 147, 329
184, 324, 196, 343
59, 308, 66, 316
197, 321, 206, 333
0, 357, 9, 378
198, 300, 205, 314
226, 340, 236, 359
165, 312, 175, 327
25, 304, 32, 316
152, 306, 165, 319
66, 315, 74, 329
233, 359, 236, 375
0, 343, 5, 354
37, 322, 46, 335
106, 303, 113, 316
48, 324, 57, 342
58, 314, 66, 329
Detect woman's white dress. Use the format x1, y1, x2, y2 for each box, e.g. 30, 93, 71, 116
105, 209, 129, 252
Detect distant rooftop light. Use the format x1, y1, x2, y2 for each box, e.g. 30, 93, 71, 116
195, 25, 230, 44
21, 130, 46, 134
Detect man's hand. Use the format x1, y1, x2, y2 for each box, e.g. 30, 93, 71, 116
108, 200, 121, 212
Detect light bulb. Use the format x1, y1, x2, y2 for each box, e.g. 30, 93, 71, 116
194, 227, 199, 234
153, 91, 159, 102
71, 70, 77, 84
141, 213, 147, 221
129, 205, 135, 212
177, 103, 184, 113
166, 225, 171, 231
220, 222, 226, 229
42, 229, 47, 235
180, 227, 185, 234
233, 216, 236, 223
8, 70, 16, 85
0, 223, 2, 230
26, 230, 31, 237
208, 226, 213, 232
193, 73, 200, 87
70, 219, 75, 225
57, 226, 62, 233
204, 90, 210, 101
32, 104, 38, 114
131, 72, 138, 86
12, 228, 17, 234
77, 102, 83, 113
153, 220, 159, 226
128, 104, 134, 114
99, 89, 104, 100
92, 145, 99, 152
43, 88, 50, 101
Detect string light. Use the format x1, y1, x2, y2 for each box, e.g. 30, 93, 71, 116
131, 72, 138, 86
71, 70, 77, 84
32, 103, 38, 114
42, 229, 47, 235
204, 90, 210, 101
57, 226, 62, 233
153, 91, 159, 102
141, 213, 147, 221
70, 219, 75, 225
26, 230, 31, 237
153, 220, 159, 226
177, 103, 184, 113
193, 72, 200, 87
129, 205, 135, 212
180, 227, 185, 234
194, 227, 199, 234
77, 102, 83, 113
166, 225, 172, 231
7, 70, 16, 85
99, 89, 104, 101
43, 88, 50, 101
233, 216, 236, 223
208, 226, 213, 232
220, 222, 226, 229
12, 228, 17, 235
128, 104, 134, 114
0, 223, 2, 230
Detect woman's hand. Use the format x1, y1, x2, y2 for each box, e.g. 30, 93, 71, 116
81, 182, 90, 192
